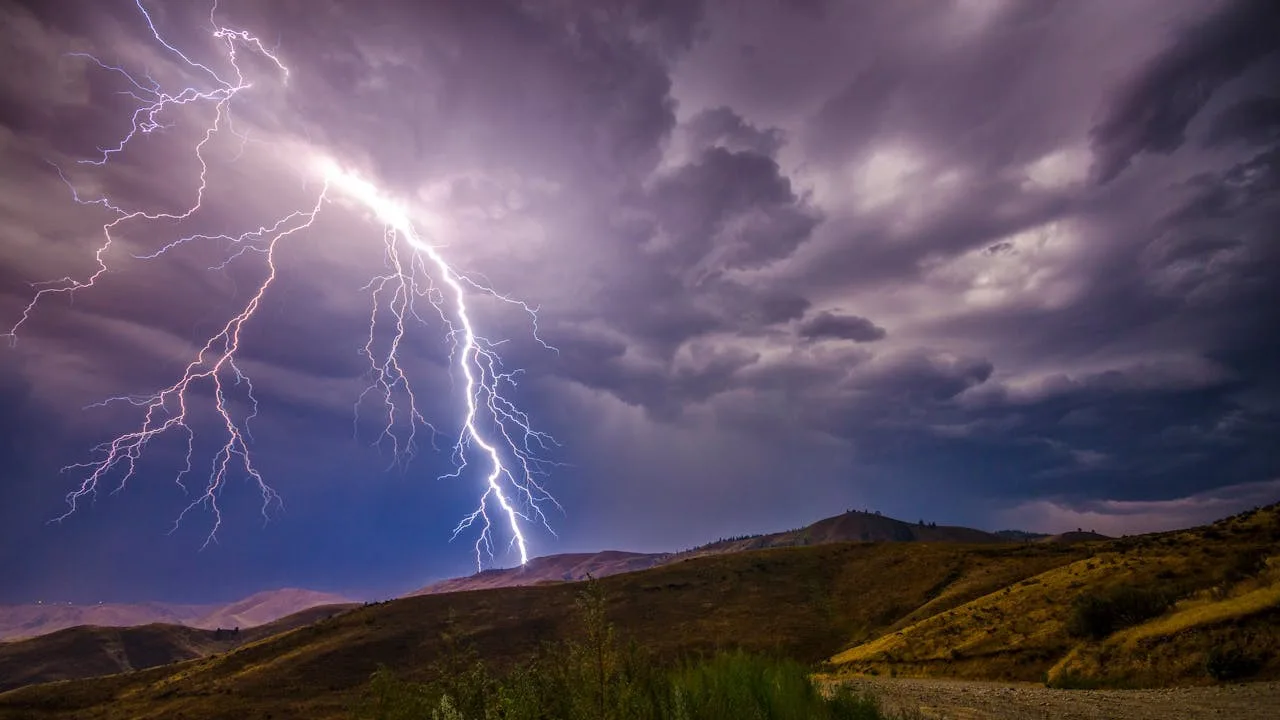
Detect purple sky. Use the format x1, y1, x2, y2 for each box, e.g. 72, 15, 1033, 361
1, 0, 1277, 603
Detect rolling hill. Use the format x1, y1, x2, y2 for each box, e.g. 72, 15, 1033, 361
829, 505, 1280, 686
411, 509, 1010, 595
412, 551, 669, 595
678, 509, 1003, 558
0, 588, 355, 642
0, 603, 213, 643
0, 504, 1273, 720
0, 539, 1088, 718
0, 604, 358, 693
188, 589, 355, 630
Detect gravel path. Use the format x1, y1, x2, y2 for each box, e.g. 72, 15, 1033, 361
838, 677, 1280, 719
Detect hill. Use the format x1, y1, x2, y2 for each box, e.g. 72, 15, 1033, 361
0, 588, 354, 642
828, 504, 1280, 686
411, 509, 1005, 595
189, 589, 354, 629
679, 510, 1002, 558
412, 551, 668, 595
1, 505, 1275, 719
0, 603, 212, 643
1038, 530, 1111, 544
0, 539, 1084, 719
0, 604, 357, 693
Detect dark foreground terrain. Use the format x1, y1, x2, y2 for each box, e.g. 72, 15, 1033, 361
0, 504, 1275, 719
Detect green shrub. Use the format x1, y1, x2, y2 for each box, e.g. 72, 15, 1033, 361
1066, 585, 1174, 640
1045, 671, 1106, 690
1205, 645, 1262, 681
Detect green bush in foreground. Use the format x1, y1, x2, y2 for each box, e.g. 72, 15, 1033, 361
1205, 644, 1262, 682
357, 652, 886, 720
355, 580, 892, 720
1066, 585, 1174, 640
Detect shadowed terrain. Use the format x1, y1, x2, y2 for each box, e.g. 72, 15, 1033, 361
0, 505, 1275, 719
0, 604, 357, 692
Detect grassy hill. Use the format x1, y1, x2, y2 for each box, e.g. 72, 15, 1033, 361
828, 504, 1280, 686
412, 551, 670, 595
410, 509, 1010, 597
677, 509, 1003, 559
0, 604, 357, 693
1, 504, 1276, 719
0, 540, 1081, 719
409, 504, 1008, 594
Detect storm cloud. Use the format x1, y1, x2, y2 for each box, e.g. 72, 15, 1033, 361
0, 0, 1277, 603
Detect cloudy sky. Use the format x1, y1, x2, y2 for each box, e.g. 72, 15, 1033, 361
1, 0, 1277, 604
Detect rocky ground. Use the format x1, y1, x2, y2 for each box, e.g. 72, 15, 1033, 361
839, 677, 1280, 719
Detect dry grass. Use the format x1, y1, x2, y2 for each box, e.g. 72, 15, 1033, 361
1, 504, 1275, 719
0, 542, 1079, 720
830, 505, 1280, 686
1046, 556, 1280, 687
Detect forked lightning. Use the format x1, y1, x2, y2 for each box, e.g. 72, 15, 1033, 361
3, 0, 558, 567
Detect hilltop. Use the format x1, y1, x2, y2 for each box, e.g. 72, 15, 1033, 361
412, 508, 1012, 595
412, 551, 668, 595
678, 509, 1002, 558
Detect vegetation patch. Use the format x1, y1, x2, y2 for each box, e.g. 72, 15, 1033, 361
355, 583, 904, 720
1066, 585, 1176, 640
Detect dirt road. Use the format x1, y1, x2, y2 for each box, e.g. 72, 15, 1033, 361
838, 677, 1280, 719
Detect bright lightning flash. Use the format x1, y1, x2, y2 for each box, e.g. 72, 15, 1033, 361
3, 0, 559, 567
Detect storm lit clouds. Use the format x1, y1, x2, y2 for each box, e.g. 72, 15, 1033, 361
0, 0, 1277, 602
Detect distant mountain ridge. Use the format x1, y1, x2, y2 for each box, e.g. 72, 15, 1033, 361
0, 603, 357, 692
409, 508, 1058, 595
0, 588, 353, 642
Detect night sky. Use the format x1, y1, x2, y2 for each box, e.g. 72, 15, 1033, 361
1, 0, 1278, 604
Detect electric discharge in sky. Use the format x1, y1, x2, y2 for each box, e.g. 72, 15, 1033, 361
3, 0, 559, 568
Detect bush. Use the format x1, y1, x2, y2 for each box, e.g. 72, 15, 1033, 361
1067, 585, 1174, 640
1205, 645, 1262, 681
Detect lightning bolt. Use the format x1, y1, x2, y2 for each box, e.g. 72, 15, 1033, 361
3, 0, 558, 566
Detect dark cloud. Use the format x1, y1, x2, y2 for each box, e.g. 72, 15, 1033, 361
683, 106, 784, 157
1203, 94, 1280, 147
648, 146, 819, 271
1090, 0, 1280, 183
797, 311, 886, 343
1, 0, 1279, 603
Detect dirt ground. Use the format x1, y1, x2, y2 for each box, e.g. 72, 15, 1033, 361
838, 676, 1280, 719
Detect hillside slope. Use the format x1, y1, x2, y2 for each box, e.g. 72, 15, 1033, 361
190, 589, 354, 629
411, 509, 1007, 595
412, 551, 668, 595
3, 506, 1274, 719
0, 540, 1081, 719
829, 504, 1280, 686
0, 604, 357, 692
